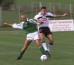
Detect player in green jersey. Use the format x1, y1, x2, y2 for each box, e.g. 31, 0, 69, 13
16, 15, 46, 60
2, 14, 46, 60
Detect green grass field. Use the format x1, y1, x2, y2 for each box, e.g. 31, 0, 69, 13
0, 30, 74, 65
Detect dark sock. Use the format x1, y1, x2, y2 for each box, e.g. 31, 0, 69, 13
42, 41, 45, 43
16, 50, 25, 60
49, 42, 53, 45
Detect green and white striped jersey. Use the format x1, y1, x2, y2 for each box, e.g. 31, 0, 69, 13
23, 18, 37, 33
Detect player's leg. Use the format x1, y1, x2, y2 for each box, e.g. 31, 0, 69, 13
21, 40, 32, 55
33, 31, 50, 57
39, 27, 48, 51
47, 34, 54, 54
34, 39, 45, 54
39, 33, 48, 50
32, 31, 45, 54
16, 33, 32, 60
43, 27, 54, 54
16, 40, 32, 60
39, 27, 50, 57
39, 33, 50, 57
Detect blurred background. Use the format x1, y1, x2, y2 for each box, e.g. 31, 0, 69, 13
0, 0, 74, 28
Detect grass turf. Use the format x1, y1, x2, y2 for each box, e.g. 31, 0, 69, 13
0, 30, 74, 65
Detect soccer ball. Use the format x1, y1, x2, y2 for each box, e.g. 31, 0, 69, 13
40, 55, 47, 61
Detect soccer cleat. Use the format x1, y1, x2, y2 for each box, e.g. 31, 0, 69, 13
16, 55, 22, 60
45, 50, 51, 57
16, 51, 24, 60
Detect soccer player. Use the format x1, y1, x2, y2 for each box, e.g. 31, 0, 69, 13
14, 15, 46, 60
3, 15, 46, 60
34, 6, 67, 56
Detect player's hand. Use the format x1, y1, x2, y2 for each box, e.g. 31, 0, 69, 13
62, 12, 67, 16
38, 18, 46, 24
4, 23, 8, 25
37, 19, 44, 24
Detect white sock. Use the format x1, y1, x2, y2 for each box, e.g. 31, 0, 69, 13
48, 44, 53, 53
42, 42, 48, 51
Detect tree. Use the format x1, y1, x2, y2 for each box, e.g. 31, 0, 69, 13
0, 0, 3, 6
1, 0, 14, 10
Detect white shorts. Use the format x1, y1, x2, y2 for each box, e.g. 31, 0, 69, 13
26, 31, 40, 41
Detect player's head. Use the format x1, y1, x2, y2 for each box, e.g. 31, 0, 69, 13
21, 15, 27, 21
40, 6, 47, 15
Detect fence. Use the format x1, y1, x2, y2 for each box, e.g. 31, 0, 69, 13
0, 7, 2, 26
1, 2, 74, 26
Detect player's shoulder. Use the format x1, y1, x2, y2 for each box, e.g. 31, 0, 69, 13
28, 19, 34, 22
19, 21, 24, 23
34, 12, 42, 19
20, 22, 24, 24
34, 15, 39, 19
46, 12, 54, 17
46, 12, 53, 15
35, 12, 41, 16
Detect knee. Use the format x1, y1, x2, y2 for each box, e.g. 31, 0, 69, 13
49, 40, 54, 45
50, 40, 54, 43
49, 38, 53, 42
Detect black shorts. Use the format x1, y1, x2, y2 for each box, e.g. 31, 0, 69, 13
39, 27, 52, 37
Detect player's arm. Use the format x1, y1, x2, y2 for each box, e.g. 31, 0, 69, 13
4, 22, 24, 29
49, 12, 67, 18
34, 15, 44, 24
28, 19, 37, 24
33, 19, 44, 25
15, 22, 24, 29
2, 23, 12, 27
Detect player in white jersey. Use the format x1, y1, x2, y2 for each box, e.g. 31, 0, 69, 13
34, 6, 67, 56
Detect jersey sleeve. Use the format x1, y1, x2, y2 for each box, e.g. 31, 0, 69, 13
47, 12, 55, 17
28, 19, 37, 24
12, 22, 24, 29
34, 15, 39, 20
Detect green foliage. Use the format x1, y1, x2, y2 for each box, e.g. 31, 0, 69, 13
2, 11, 19, 23
0, 0, 3, 3
15, 0, 74, 4
2, 0, 14, 10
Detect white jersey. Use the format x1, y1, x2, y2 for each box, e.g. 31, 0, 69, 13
34, 12, 55, 29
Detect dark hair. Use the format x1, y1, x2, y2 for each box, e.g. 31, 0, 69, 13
41, 6, 46, 10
